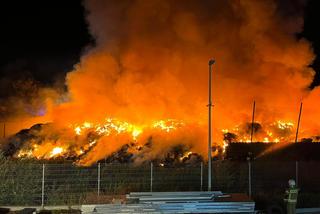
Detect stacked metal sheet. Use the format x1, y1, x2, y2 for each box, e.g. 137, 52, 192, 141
127, 191, 223, 203
89, 191, 255, 213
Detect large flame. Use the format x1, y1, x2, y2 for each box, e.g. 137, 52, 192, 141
16, 118, 205, 165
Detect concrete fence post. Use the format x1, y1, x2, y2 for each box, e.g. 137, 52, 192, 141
295, 161, 299, 186
150, 162, 153, 192
41, 163, 45, 208
98, 163, 101, 197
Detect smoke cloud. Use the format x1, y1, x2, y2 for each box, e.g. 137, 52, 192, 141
3, 0, 320, 164
57, 0, 317, 158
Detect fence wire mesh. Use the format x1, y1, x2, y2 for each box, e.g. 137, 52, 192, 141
0, 160, 320, 207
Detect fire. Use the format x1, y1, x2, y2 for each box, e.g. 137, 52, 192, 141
14, 118, 189, 163
12, 115, 304, 165
74, 121, 93, 135
75, 127, 82, 135
153, 120, 184, 132
17, 150, 33, 158
83, 122, 92, 128
180, 151, 193, 161
72, 118, 184, 142
50, 147, 64, 157
73, 119, 143, 138
275, 121, 294, 130
222, 141, 228, 153
5, 1, 320, 165
132, 128, 142, 140
9, 113, 319, 167
222, 120, 296, 143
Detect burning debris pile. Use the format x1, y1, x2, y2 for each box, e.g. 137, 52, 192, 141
2, 117, 318, 165
223, 120, 296, 144
1, 119, 205, 165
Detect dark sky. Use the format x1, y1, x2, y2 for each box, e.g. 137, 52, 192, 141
302, 0, 320, 88
0, 0, 92, 88
0, 0, 320, 89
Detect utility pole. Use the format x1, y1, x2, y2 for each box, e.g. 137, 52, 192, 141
295, 102, 303, 143
208, 59, 215, 191
250, 101, 256, 143
295, 102, 303, 186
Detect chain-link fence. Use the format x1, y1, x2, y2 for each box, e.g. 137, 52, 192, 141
1, 160, 320, 207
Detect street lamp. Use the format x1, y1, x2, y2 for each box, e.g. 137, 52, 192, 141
208, 59, 215, 191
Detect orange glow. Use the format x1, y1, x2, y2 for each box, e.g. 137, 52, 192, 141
5, 1, 320, 165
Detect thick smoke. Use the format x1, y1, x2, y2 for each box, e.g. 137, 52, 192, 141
53, 0, 317, 162
65, 0, 314, 122
3, 0, 320, 164
0, 66, 59, 136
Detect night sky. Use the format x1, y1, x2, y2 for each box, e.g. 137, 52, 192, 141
0, 0, 92, 92
0, 0, 320, 93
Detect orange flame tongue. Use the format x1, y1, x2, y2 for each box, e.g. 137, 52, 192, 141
49, 147, 64, 157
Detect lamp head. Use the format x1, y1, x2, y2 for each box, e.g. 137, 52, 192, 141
209, 59, 215, 66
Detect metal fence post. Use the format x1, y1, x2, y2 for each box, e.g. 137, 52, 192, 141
200, 162, 203, 191
41, 163, 45, 208
248, 159, 252, 197
295, 161, 299, 186
150, 162, 153, 192
98, 163, 101, 196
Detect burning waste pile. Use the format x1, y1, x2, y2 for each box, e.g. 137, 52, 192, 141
1, 119, 205, 166
223, 120, 295, 144
2, 0, 320, 165
2, 117, 319, 166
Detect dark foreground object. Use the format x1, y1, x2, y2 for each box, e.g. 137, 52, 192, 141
226, 142, 320, 161
89, 191, 255, 213
0, 208, 10, 214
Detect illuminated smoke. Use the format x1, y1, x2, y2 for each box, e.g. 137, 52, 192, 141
3, 0, 320, 164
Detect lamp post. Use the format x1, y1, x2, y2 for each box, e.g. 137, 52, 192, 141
208, 59, 215, 191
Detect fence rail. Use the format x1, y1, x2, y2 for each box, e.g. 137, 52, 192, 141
0, 160, 320, 207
